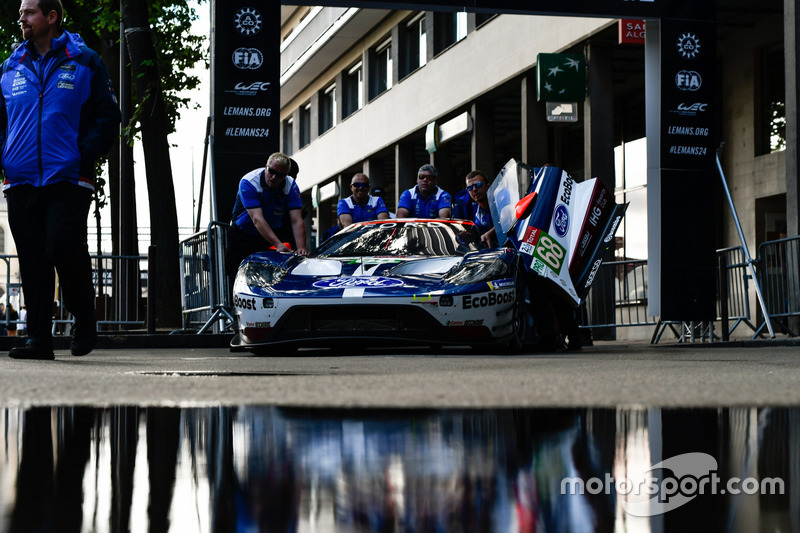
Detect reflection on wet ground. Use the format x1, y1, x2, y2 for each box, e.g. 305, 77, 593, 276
0, 406, 796, 532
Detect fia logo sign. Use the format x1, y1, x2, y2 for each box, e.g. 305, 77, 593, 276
232, 48, 263, 70
675, 70, 702, 91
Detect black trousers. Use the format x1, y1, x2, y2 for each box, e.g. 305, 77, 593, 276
6, 182, 95, 345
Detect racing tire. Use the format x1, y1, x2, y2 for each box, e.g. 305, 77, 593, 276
502, 268, 527, 354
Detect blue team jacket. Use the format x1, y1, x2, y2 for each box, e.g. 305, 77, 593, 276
0, 31, 120, 190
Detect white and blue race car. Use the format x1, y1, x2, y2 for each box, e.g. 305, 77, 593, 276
230, 219, 526, 353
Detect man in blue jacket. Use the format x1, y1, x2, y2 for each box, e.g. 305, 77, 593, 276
396, 164, 451, 219
0, 0, 120, 359
337, 173, 389, 229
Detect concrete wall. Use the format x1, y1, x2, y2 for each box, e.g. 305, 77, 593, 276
719, 14, 786, 334
285, 13, 613, 193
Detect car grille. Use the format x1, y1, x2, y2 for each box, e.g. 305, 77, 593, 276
273, 304, 440, 340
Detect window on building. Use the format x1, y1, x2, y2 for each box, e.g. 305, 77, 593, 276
342, 62, 363, 119
369, 38, 392, 101
299, 102, 311, 148
283, 118, 294, 155
399, 14, 426, 80
756, 43, 785, 155
433, 11, 467, 55
319, 84, 336, 134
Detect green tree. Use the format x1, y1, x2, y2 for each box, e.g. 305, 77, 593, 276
0, 0, 208, 328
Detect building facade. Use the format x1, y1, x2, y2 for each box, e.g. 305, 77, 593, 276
278, 2, 792, 336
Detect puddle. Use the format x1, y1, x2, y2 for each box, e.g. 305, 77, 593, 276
0, 406, 795, 531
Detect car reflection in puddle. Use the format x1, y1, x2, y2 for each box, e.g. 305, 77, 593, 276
0, 406, 795, 532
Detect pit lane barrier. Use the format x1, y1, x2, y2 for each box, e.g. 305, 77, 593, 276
0, 253, 148, 335
179, 221, 234, 334
579, 238, 800, 343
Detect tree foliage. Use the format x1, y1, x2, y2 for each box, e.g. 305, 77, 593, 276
0, 0, 207, 137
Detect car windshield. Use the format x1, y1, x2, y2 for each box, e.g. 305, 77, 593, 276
315, 220, 481, 258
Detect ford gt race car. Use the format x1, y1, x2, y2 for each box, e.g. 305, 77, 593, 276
230, 219, 526, 354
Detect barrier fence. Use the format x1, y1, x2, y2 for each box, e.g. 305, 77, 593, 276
0, 253, 148, 335
755, 235, 800, 336
179, 221, 233, 333
579, 236, 800, 342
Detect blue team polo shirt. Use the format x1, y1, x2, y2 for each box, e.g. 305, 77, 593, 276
230, 168, 302, 235
469, 202, 494, 235
337, 195, 389, 222
397, 186, 452, 218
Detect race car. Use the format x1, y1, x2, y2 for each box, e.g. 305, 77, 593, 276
230, 219, 526, 354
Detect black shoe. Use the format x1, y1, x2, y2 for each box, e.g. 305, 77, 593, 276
71, 333, 97, 356
9, 342, 55, 361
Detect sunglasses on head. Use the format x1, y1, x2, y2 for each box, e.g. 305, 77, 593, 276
267, 166, 287, 179
418, 174, 436, 181
351, 182, 369, 189
466, 182, 485, 192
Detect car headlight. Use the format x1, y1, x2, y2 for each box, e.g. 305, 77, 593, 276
445, 257, 509, 285
236, 261, 287, 288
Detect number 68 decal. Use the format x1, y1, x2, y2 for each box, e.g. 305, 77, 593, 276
533, 231, 566, 274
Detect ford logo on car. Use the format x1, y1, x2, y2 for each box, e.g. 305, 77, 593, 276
313, 276, 404, 289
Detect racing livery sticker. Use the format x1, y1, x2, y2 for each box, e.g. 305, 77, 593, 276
487, 279, 515, 290
462, 290, 515, 309
533, 231, 566, 275
312, 276, 404, 289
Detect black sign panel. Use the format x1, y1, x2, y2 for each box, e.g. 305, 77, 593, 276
660, 19, 717, 171
211, 4, 280, 221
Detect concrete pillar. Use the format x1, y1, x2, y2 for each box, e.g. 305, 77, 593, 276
363, 158, 384, 189
471, 101, 494, 174
583, 41, 615, 190
786, 0, 800, 237
395, 143, 415, 208
431, 143, 454, 194
522, 74, 549, 166
584, 41, 616, 340
785, 0, 800, 335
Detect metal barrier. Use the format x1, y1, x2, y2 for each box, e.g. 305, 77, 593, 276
715, 246, 758, 338
580, 247, 762, 343
0, 253, 148, 335
579, 259, 658, 331
755, 235, 800, 336
179, 221, 233, 333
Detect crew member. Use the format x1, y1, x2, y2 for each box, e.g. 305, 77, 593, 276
396, 164, 451, 219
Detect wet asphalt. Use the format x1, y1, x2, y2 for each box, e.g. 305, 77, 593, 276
0, 334, 798, 409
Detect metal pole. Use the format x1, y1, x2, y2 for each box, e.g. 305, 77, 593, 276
194, 116, 212, 233
716, 151, 775, 338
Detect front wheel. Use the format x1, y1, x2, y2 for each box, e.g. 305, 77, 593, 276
503, 270, 527, 354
